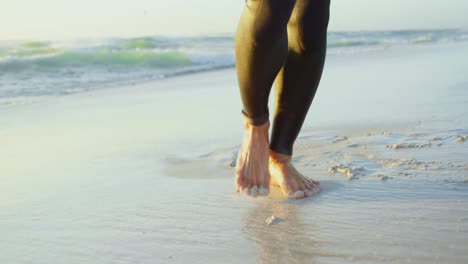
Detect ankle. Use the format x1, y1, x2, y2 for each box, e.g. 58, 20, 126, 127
243, 121, 270, 141
269, 149, 291, 164
244, 119, 269, 130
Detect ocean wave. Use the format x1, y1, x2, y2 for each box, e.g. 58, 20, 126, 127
119, 37, 162, 49
0, 50, 191, 73
328, 39, 380, 48
1, 29, 465, 63
0, 29, 467, 106
0, 41, 62, 59
410, 36, 432, 44
328, 29, 465, 48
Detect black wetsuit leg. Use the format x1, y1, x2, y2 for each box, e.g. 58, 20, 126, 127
235, 0, 297, 125
235, 0, 330, 155
270, 0, 331, 155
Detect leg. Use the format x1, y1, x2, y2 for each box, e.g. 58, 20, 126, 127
269, 0, 330, 198
271, 0, 330, 155
235, 0, 296, 124
234, 0, 296, 197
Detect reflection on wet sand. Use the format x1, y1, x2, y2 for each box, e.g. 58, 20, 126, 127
243, 186, 322, 264
241, 180, 468, 264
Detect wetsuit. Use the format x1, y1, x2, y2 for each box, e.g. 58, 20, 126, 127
235, 0, 330, 156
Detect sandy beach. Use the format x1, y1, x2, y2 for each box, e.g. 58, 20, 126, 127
1, 41, 467, 263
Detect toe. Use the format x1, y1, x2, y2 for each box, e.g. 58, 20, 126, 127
304, 189, 314, 197
235, 174, 244, 187
250, 186, 259, 197
308, 179, 319, 188
297, 181, 307, 191
236, 176, 247, 193
259, 173, 270, 190
304, 180, 314, 190
258, 186, 269, 196
290, 190, 306, 199
313, 185, 320, 194
244, 182, 257, 197
252, 173, 259, 189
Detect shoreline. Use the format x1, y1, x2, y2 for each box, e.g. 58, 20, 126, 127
2, 40, 467, 113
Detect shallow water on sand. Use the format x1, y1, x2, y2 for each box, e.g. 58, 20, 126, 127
161, 125, 468, 263
1, 42, 468, 263
3, 157, 467, 264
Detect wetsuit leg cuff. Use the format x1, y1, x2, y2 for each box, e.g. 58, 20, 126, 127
241, 110, 269, 126
269, 146, 293, 157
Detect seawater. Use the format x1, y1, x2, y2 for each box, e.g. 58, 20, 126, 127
0, 29, 467, 107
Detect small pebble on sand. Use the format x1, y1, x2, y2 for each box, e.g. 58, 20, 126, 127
266, 215, 282, 226
376, 174, 391, 181
328, 165, 363, 180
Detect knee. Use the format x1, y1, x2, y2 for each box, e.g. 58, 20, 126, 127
249, 0, 297, 43
246, 0, 296, 20
296, 0, 331, 52
266, 0, 297, 16
266, 0, 297, 27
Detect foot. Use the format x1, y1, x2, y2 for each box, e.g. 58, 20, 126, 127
269, 150, 320, 199
235, 121, 270, 197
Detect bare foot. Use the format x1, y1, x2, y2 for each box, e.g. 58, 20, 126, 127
269, 150, 320, 199
235, 121, 270, 197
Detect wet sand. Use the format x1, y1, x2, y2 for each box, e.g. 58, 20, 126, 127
1, 42, 468, 263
